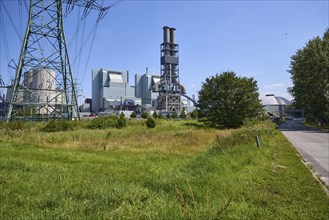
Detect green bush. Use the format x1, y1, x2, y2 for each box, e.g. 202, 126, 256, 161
146, 117, 156, 128
166, 113, 171, 119
190, 110, 198, 119
152, 111, 158, 119
180, 111, 187, 119
172, 112, 178, 119
87, 115, 118, 129
141, 112, 148, 119
117, 112, 127, 129
157, 113, 163, 119
42, 120, 74, 132
130, 111, 137, 118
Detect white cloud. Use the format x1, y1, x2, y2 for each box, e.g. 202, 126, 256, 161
263, 83, 284, 89
190, 84, 196, 88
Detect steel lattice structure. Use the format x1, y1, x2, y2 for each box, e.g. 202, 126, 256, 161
5, 0, 110, 121
158, 26, 184, 112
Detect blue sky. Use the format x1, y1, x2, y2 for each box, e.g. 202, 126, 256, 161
1, 0, 328, 104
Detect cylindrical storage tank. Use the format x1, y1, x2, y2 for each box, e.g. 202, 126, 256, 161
32, 68, 41, 90
17, 90, 24, 104
31, 68, 41, 103
45, 68, 56, 90
24, 71, 33, 88
170, 27, 176, 44
23, 71, 33, 102
163, 26, 170, 43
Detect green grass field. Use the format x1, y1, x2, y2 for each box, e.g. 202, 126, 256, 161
0, 120, 328, 219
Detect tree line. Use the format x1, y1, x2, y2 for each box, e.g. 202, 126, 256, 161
288, 29, 329, 124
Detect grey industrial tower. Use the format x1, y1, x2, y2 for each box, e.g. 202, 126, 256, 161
158, 26, 185, 112
5, 0, 110, 122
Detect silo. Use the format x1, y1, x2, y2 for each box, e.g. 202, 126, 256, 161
24, 71, 33, 88
31, 68, 56, 114
23, 71, 33, 102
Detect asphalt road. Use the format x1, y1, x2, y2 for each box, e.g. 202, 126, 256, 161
279, 119, 329, 186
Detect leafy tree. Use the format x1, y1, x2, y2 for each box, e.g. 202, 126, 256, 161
152, 111, 158, 119
198, 71, 263, 128
172, 112, 178, 119
166, 113, 171, 119
288, 29, 329, 123
180, 111, 187, 119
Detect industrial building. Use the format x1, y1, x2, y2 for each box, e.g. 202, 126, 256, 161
91, 68, 162, 113
261, 94, 291, 115
90, 26, 195, 115
135, 71, 161, 110
91, 69, 194, 114
79, 98, 92, 112
92, 68, 141, 113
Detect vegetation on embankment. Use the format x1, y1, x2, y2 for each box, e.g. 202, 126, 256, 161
0, 120, 328, 219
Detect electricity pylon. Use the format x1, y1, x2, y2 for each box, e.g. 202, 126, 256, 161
5, 0, 111, 122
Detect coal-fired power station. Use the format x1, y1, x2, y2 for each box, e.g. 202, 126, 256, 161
156, 26, 186, 112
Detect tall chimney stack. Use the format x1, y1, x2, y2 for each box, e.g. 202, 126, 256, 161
170, 27, 176, 44
159, 26, 182, 112
163, 26, 170, 43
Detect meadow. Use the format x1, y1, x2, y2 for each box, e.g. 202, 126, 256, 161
0, 119, 328, 219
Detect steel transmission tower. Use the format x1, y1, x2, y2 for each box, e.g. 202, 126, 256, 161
5, 0, 111, 122
158, 26, 185, 112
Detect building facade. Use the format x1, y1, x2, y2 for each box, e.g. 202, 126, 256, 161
92, 68, 141, 113
135, 73, 160, 110
91, 68, 196, 114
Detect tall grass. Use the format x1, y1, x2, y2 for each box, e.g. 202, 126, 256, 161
0, 119, 219, 155
0, 120, 328, 219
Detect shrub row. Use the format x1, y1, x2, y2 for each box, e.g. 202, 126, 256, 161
1, 110, 204, 132
41, 120, 74, 132
87, 113, 127, 130
130, 111, 194, 119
